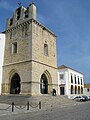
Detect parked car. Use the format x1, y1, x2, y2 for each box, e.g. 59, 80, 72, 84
82, 95, 88, 101
73, 96, 86, 102
87, 96, 90, 100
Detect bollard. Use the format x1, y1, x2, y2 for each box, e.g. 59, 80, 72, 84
39, 101, 41, 109
27, 101, 29, 110
12, 102, 14, 112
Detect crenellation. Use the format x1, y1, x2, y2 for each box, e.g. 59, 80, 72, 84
6, 3, 36, 30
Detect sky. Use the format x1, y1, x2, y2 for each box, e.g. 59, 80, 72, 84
0, 0, 90, 83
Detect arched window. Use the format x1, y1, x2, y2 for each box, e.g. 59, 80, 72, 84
71, 74, 73, 83
16, 7, 21, 20
78, 77, 80, 84
81, 78, 82, 85
74, 75, 77, 84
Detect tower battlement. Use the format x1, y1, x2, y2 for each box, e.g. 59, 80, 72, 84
6, 3, 36, 30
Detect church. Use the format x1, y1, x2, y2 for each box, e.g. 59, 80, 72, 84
1, 3, 58, 95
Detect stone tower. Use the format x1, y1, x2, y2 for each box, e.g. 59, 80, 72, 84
2, 3, 58, 95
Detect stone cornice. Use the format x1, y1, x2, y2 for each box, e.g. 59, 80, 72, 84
4, 18, 56, 37
31, 19, 56, 37
5, 19, 32, 33
3, 59, 57, 69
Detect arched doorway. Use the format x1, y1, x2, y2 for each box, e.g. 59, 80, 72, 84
71, 85, 73, 94
75, 86, 77, 94
10, 73, 21, 94
78, 86, 80, 94
81, 87, 83, 94
40, 73, 48, 94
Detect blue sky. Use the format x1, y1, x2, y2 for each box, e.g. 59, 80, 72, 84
0, 0, 90, 83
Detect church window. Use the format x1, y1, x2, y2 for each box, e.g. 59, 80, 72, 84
25, 8, 29, 18
10, 18, 13, 26
12, 42, 17, 54
44, 43, 48, 56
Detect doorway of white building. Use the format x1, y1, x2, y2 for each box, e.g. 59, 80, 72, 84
60, 86, 65, 95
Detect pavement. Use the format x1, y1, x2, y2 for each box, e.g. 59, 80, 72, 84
0, 101, 90, 120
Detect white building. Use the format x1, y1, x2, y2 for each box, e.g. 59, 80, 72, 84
58, 65, 84, 97
0, 33, 5, 94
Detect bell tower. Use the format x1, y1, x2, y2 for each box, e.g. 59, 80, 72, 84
2, 3, 58, 95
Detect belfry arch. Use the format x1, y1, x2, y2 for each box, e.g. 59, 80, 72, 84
40, 70, 52, 94
10, 72, 21, 94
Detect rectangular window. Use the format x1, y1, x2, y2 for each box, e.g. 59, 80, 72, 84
60, 74, 64, 80
44, 43, 48, 56
12, 42, 17, 54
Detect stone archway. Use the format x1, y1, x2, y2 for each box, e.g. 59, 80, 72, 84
10, 73, 21, 94
40, 73, 48, 94
40, 70, 52, 94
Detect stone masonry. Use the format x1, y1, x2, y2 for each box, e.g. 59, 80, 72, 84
2, 3, 58, 95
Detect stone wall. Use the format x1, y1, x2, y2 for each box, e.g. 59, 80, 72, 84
2, 3, 58, 95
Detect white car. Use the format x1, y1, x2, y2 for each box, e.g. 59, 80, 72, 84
73, 96, 86, 102
87, 96, 90, 100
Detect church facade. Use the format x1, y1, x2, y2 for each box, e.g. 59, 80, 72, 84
2, 3, 58, 95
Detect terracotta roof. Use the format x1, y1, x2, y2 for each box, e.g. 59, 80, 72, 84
84, 84, 90, 88
58, 65, 83, 74
58, 65, 68, 69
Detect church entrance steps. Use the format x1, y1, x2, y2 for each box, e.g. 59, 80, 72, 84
0, 95, 76, 109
